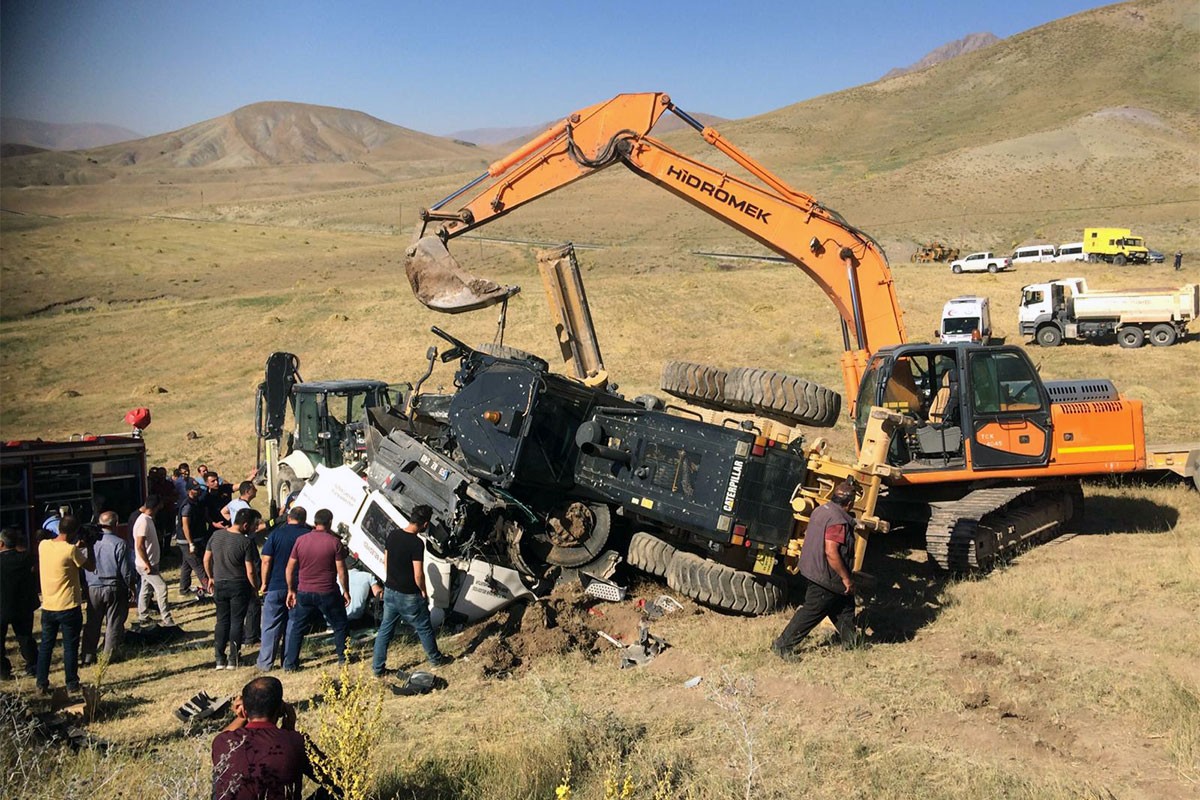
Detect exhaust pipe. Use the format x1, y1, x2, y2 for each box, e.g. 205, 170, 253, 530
580, 440, 632, 466
404, 236, 519, 314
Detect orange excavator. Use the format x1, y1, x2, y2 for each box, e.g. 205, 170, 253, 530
404, 92, 1153, 571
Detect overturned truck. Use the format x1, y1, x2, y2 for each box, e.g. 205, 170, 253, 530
353, 328, 902, 616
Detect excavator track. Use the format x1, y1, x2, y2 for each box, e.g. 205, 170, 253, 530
925, 483, 1078, 572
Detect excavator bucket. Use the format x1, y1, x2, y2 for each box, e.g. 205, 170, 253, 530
404, 236, 519, 314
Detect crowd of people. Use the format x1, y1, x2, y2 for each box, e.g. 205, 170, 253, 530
0, 461, 455, 692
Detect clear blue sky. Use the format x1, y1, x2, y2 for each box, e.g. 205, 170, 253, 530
1, 0, 1109, 136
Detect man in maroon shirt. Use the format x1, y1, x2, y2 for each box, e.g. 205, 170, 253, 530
211, 676, 339, 800
282, 509, 350, 671
772, 479, 861, 660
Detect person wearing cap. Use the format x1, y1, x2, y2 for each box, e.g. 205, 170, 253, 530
772, 479, 862, 660
176, 481, 212, 598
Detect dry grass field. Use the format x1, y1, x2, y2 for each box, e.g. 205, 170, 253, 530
2, 1, 1199, 797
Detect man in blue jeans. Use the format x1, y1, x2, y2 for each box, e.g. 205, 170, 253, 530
283, 509, 350, 671
256, 506, 311, 671
373, 505, 452, 677
36, 516, 94, 693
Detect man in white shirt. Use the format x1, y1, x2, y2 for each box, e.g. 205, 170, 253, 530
133, 495, 176, 627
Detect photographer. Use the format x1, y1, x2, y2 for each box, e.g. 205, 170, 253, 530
81, 511, 136, 664
35, 516, 94, 694
212, 676, 341, 799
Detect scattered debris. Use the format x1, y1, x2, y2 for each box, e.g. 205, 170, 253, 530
580, 571, 626, 602
185, 430, 200, 440
684, 676, 703, 689
390, 670, 447, 696
619, 622, 669, 669
174, 691, 232, 724
639, 595, 684, 620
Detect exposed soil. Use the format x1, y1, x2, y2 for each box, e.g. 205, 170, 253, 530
468, 582, 678, 679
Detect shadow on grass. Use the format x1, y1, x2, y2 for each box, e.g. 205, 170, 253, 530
857, 524, 950, 644
1073, 493, 1180, 535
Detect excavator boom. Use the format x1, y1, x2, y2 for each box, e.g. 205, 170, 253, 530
405, 92, 907, 408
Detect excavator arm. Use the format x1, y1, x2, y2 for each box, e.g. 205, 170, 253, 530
407, 92, 908, 410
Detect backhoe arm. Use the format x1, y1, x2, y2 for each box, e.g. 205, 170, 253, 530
408, 92, 908, 411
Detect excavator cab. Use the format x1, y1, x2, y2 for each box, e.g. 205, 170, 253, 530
855, 344, 1052, 474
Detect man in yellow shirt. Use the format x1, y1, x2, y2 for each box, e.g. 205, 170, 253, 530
36, 516, 93, 694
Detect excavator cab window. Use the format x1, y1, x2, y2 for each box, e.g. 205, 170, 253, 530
968, 352, 1044, 414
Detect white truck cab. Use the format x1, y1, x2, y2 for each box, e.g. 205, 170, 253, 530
939, 296, 992, 344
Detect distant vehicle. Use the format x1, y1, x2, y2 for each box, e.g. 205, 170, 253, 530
938, 296, 992, 344
1083, 227, 1150, 266
949, 252, 1011, 274
1054, 242, 1086, 263
1011, 245, 1056, 264
1148, 249, 1165, 264
1020, 277, 1199, 347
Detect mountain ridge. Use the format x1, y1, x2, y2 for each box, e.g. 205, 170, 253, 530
882, 32, 1001, 80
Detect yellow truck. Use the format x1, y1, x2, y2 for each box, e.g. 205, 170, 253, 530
1083, 227, 1150, 266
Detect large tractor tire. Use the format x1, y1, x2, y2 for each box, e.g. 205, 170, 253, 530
626, 531, 677, 578
542, 502, 611, 568
659, 361, 751, 413
665, 551, 784, 615
727, 367, 841, 428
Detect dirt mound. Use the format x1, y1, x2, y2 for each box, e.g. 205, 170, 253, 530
467, 582, 668, 679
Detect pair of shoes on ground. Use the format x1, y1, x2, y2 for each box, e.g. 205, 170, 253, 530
215, 651, 243, 670
37, 682, 82, 694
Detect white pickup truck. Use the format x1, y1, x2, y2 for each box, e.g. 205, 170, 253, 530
950, 252, 1012, 274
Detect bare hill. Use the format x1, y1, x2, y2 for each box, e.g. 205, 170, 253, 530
89, 101, 483, 169
882, 32, 1000, 79
0, 101, 487, 190
0, 117, 143, 150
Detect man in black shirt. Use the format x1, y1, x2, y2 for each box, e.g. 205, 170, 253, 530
0, 528, 38, 679
176, 483, 211, 598
371, 505, 451, 676
204, 508, 261, 669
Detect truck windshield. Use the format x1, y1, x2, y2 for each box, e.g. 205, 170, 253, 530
943, 317, 980, 335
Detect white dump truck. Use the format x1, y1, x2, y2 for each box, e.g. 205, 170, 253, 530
1020, 277, 1199, 348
